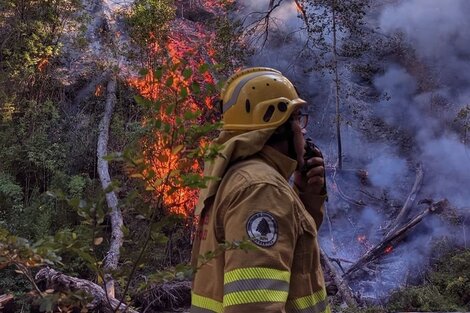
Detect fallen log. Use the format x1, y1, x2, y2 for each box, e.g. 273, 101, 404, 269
0, 294, 14, 309
320, 248, 358, 307
35, 267, 139, 313
385, 163, 424, 237
343, 199, 448, 279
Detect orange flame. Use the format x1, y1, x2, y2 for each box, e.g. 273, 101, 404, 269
357, 234, 373, 249
37, 58, 49, 72
294, 1, 302, 13
128, 17, 218, 216
95, 85, 104, 97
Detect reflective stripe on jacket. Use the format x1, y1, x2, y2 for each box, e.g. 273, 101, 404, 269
191, 142, 329, 313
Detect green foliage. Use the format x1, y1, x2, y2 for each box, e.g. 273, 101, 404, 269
0, 173, 23, 214
1, 60, 225, 309
0, 226, 62, 304
0, 0, 80, 87
0, 227, 61, 267
210, 1, 246, 73
126, 0, 175, 49
0, 99, 65, 184
67, 175, 89, 199
0, 97, 81, 239
0, 0, 237, 306
388, 249, 470, 312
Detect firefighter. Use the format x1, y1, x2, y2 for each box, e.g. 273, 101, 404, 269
191, 67, 329, 313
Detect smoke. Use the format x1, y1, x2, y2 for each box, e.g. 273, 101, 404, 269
373, 66, 418, 128
367, 154, 407, 194
376, 0, 470, 210
237, 0, 321, 91
233, 0, 470, 301
420, 135, 470, 208
380, 0, 470, 90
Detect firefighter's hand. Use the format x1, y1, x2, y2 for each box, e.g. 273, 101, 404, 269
294, 154, 325, 195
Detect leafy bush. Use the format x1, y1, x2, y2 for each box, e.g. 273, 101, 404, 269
126, 0, 175, 49
388, 249, 470, 312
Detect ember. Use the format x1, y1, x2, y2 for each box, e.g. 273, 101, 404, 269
95, 85, 104, 97
356, 234, 372, 249
37, 57, 49, 72
357, 235, 367, 243
384, 245, 393, 254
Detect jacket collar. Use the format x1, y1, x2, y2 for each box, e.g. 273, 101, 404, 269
195, 128, 277, 216
258, 145, 297, 180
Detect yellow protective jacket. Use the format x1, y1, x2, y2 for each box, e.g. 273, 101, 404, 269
191, 129, 329, 313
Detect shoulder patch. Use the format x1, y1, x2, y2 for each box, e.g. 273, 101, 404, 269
246, 212, 278, 247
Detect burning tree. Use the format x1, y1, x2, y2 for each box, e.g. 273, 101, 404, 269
3, 1, 243, 311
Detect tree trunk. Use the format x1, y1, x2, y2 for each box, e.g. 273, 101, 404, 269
97, 75, 124, 298
332, 0, 343, 170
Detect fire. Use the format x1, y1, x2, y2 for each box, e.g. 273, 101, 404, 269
384, 245, 393, 254
356, 234, 372, 249
128, 12, 219, 216
294, 0, 303, 13
95, 85, 104, 97
357, 235, 366, 243
37, 57, 49, 72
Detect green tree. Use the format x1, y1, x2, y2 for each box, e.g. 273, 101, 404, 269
0, 0, 80, 99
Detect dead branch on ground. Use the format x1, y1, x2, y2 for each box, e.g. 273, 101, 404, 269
320, 249, 358, 307
343, 199, 449, 279
385, 163, 424, 237
0, 294, 13, 309
35, 267, 139, 313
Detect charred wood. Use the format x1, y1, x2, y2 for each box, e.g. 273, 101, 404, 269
343, 199, 448, 279
70, 70, 111, 113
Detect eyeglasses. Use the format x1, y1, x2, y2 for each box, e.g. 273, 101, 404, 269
292, 112, 309, 129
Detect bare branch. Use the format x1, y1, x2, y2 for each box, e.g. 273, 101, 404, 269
385, 163, 424, 237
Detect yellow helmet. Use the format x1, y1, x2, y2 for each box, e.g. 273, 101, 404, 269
220, 67, 306, 130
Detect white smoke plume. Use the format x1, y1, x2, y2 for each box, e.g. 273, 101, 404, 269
234, 0, 470, 301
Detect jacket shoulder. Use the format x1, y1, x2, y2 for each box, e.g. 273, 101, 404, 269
225, 157, 285, 186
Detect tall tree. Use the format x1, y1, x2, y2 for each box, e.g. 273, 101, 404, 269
295, 0, 370, 169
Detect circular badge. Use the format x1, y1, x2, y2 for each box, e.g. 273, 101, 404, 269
246, 212, 278, 247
